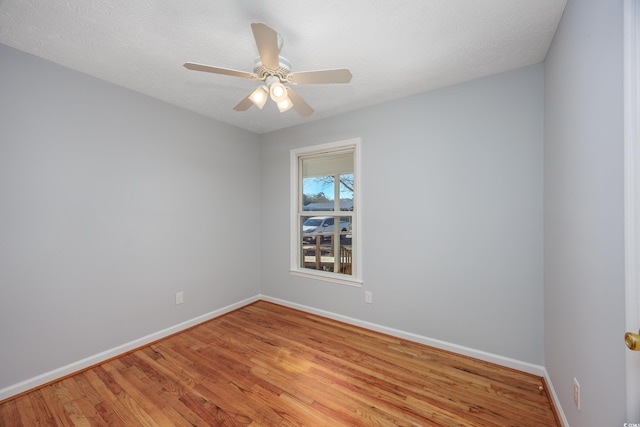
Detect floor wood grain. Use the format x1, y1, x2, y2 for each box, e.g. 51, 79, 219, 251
1, 301, 560, 426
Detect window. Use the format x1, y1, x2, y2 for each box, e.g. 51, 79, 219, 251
290, 138, 361, 286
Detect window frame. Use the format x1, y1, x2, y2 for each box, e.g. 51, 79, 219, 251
290, 138, 362, 286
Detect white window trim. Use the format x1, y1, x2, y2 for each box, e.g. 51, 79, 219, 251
290, 138, 362, 286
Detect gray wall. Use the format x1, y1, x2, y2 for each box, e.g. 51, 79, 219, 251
0, 45, 262, 390
261, 64, 545, 365
544, 0, 626, 425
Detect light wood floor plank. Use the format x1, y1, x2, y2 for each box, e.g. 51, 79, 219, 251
0, 399, 22, 427
0, 301, 560, 426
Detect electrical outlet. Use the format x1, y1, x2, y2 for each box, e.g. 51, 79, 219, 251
573, 377, 580, 411
365, 291, 373, 304
176, 291, 184, 305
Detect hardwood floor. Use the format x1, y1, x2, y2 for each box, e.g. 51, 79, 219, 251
0, 301, 560, 426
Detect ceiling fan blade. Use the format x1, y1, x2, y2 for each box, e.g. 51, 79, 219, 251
183, 62, 257, 80
288, 68, 353, 85
251, 23, 280, 70
286, 88, 314, 116
233, 94, 254, 112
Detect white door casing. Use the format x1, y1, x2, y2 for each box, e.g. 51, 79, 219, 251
625, 0, 640, 421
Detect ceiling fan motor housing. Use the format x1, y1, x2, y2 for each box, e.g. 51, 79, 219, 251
253, 56, 291, 83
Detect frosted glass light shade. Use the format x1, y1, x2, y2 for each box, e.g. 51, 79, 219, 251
277, 97, 293, 112
249, 86, 268, 109
269, 81, 287, 102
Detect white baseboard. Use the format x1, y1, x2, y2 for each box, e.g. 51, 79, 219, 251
260, 295, 569, 426
0, 295, 260, 402
542, 368, 570, 427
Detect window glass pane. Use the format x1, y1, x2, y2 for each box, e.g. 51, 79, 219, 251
299, 215, 352, 276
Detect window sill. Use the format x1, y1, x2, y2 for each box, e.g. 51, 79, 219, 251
289, 268, 363, 287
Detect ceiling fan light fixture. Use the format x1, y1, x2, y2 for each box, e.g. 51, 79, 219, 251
248, 85, 268, 109
277, 96, 293, 113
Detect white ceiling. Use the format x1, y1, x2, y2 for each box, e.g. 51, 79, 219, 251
0, 0, 567, 134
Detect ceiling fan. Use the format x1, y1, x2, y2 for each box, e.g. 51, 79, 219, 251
183, 23, 352, 117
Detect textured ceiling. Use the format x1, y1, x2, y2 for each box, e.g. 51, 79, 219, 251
0, 0, 567, 134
